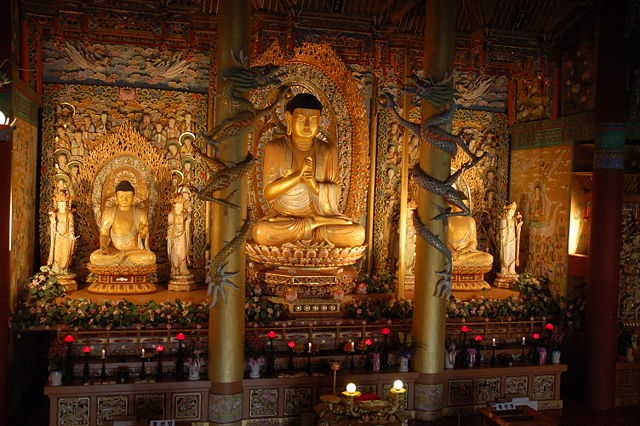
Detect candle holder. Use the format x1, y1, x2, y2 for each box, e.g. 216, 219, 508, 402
266, 331, 277, 377
140, 356, 147, 380
63, 335, 75, 384
100, 358, 107, 384
342, 383, 361, 417
155, 345, 165, 381
175, 333, 185, 381
287, 341, 296, 375
388, 380, 407, 414
82, 346, 91, 385
381, 328, 391, 372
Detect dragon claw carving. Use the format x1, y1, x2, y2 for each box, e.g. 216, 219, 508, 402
206, 262, 239, 306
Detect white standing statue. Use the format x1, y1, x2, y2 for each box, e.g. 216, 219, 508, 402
167, 195, 196, 291
495, 201, 523, 288
47, 192, 78, 291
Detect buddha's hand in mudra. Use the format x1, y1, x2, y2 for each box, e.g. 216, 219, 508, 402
300, 156, 319, 194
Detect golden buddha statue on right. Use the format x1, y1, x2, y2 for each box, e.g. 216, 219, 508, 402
446, 204, 493, 290
252, 93, 365, 248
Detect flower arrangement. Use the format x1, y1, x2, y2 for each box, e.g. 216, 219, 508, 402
247, 357, 266, 367
245, 296, 286, 324
245, 334, 267, 363
48, 337, 68, 371
11, 271, 286, 331
396, 331, 413, 359
547, 328, 564, 352
343, 273, 583, 324
360, 271, 393, 294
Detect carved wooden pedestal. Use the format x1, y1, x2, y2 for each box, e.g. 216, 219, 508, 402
86, 264, 157, 294
168, 273, 196, 292
57, 273, 78, 292
494, 273, 519, 289
451, 264, 492, 291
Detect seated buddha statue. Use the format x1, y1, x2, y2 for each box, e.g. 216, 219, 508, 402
446, 205, 493, 267
89, 180, 156, 267
252, 93, 365, 248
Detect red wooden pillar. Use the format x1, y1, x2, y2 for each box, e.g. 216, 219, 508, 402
585, 0, 627, 410
0, 2, 15, 426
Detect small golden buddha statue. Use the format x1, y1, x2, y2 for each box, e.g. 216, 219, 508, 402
252, 93, 365, 248
447, 205, 493, 266
89, 180, 156, 267
446, 204, 493, 290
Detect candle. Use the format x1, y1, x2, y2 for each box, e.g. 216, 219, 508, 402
492, 338, 497, 347
522, 337, 526, 346
307, 341, 312, 353
101, 349, 106, 359
349, 341, 355, 352
141, 348, 145, 358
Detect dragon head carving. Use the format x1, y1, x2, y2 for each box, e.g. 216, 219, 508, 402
401, 73, 455, 107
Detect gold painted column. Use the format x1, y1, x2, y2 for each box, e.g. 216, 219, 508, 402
208, 0, 250, 424
412, 0, 454, 422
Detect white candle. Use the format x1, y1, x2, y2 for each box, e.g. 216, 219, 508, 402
492, 338, 497, 347
522, 337, 526, 346
307, 341, 312, 353
141, 348, 145, 358
101, 349, 106, 359
349, 341, 355, 352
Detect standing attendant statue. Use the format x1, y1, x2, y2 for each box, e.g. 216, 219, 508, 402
494, 201, 523, 288
167, 195, 196, 291
47, 192, 78, 291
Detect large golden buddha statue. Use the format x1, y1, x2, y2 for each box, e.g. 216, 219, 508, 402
446, 204, 493, 290
252, 93, 365, 248
87, 180, 157, 294
89, 180, 156, 266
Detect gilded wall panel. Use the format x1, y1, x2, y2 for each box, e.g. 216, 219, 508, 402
510, 145, 572, 293
39, 84, 208, 283
10, 118, 38, 309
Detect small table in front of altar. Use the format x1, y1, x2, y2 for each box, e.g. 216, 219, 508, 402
476, 405, 555, 426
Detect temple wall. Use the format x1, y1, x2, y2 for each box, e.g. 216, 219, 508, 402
509, 113, 599, 295
9, 102, 39, 310
25, 10, 218, 282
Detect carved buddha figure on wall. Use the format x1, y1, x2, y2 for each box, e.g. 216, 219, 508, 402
89, 180, 156, 267
252, 93, 365, 248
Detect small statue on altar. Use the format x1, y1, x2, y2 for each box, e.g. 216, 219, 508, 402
447, 203, 493, 290
252, 93, 365, 248
495, 202, 523, 288
167, 194, 196, 291
447, 206, 493, 267
167, 195, 192, 275
47, 192, 77, 291
89, 180, 156, 267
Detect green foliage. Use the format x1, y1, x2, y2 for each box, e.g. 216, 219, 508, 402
245, 296, 286, 324
361, 271, 394, 294
11, 269, 289, 330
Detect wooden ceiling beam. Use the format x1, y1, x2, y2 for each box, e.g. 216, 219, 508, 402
390, 0, 422, 23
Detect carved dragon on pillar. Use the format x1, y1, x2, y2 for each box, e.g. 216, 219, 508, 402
199, 51, 283, 305
379, 75, 486, 298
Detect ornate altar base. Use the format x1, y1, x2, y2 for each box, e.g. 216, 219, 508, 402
168, 273, 196, 292
451, 264, 492, 291
260, 266, 359, 317
56, 273, 78, 292
86, 264, 157, 295
494, 273, 520, 289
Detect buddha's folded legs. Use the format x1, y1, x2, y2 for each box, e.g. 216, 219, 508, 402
314, 223, 365, 247
253, 217, 312, 246
89, 249, 156, 266
253, 217, 365, 247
